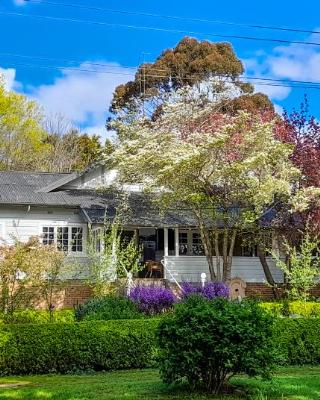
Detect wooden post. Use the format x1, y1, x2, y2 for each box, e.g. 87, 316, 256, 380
164, 227, 169, 257
175, 227, 179, 257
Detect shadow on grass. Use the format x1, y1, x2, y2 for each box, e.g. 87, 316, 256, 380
0, 368, 318, 400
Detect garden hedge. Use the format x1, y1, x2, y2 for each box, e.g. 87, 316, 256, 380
260, 301, 320, 317
273, 318, 320, 365
0, 309, 75, 324
0, 317, 319, 375
0, 319, 159, 375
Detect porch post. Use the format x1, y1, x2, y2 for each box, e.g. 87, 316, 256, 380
174, 227, 179, 257
164, 227, 169, 257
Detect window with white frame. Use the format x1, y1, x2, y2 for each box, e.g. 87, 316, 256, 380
71, 227, 83, 252
42, 226, 84, 253
192, 233, 204, 255
42, 226, 55, 245
179, 231, 189, 255
57, 227, 69, 252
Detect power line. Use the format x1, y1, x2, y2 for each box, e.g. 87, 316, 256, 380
3, 52, 320, 89
2, 51, 320, 88
21, 0, 320, 36
2, 11, 320, 48
2, 59, 320, 91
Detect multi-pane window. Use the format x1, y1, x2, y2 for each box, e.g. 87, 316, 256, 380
42, 227, 54, 245
42, 226, 83, 253
71, 227, 83, 252
57, 227, 69, 252
179, 232, 188, 255
192, 233, 204, 255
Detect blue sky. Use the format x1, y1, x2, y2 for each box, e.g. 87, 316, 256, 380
1, 0, 320, 140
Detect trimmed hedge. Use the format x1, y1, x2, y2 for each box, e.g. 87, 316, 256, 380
0, 316, 319, 375
260, 301, 320, 317
0, 310, 75, 324
0, 319, 159, 375
75, 297, 142, 321
274, 318, 320, 365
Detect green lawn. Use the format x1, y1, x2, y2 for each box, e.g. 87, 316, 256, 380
0, 367, 319, 400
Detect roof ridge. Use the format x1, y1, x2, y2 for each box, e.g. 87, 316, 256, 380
0, 170, 72, 175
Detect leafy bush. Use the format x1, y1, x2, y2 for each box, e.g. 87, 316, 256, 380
75, 296, 141, 321
0, 319, 159, 375
0, 309, 74, 324
181, 281, 229, 299
158, 297, 275, 394
274, 318, 320, 365
260, 301, 320, 317
129, 285, 176, 315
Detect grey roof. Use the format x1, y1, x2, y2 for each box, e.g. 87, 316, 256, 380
81, 192, 199, 227
37, 172, 80, 193
0, 171, 199, 227
0, 171, 280, 228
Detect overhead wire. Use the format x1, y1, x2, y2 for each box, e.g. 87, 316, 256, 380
21, 0, 320, 36
1, 58, 320, 91
1, 11, 320, 48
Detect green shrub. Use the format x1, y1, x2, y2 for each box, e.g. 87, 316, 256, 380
0, 319, 159, 375
260, 301, 320, 317
158, 297, 276, 394
75, 296, 142, 321
274, 318, 320, 365
0, 309, 74, 324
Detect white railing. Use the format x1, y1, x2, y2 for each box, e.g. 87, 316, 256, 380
161, 259, 182, 290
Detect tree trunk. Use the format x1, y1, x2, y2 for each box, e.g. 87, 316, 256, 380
199, 223, 216, 281
214, 231, 222, 281
223, 229, 236, 282
257, 244, 280, 299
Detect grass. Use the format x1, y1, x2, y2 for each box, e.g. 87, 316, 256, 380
0, 367, 319, 400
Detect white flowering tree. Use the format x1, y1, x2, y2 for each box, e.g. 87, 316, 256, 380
111, 92, 302, 282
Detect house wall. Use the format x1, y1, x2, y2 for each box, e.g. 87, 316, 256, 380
62, 167, 142, 191
164, 256, 284, 283
0, 206, 90, 279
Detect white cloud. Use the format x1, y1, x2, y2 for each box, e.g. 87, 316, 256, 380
242, 30, 320, 102
28, 61, 134, 140
0, 67, 21, 91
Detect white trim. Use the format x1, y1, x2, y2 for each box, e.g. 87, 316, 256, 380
164, 228, 169, 257
0, 222, 5, 244
40, 223, 87, 256
174, 228, 179, 257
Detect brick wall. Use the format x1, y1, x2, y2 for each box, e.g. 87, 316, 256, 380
31, 279, 320, 309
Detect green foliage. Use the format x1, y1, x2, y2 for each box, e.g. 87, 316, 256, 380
0, 76, 49, 171
0, 319, 159, 375
274, 231, 320, 301
157, 297, 276, 394
89, 224, 143, 298
110, 37, 274, 124
260, 301, 320, 317
112, 97, 300, 281
44, 128, 103, 173
75, 296, 142, 321
274, 318, 320, 365
0, 314, 320, 377
0, 236, 65, 313
0, 309, 74, 324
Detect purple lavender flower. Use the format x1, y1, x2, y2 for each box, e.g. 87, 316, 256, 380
181, 281, 229, 300
129, 285, 176, 315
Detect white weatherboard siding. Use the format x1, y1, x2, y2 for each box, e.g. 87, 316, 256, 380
164, 256, 284, 283
0, 207, 90, 279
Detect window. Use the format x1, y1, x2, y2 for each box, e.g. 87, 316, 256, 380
179, 232, 188, 255
42, 226, 84, 253
192, 233, 204, 255
57, 227, 69, 252
42, 227, 54, 245
71, 227, 83, 252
